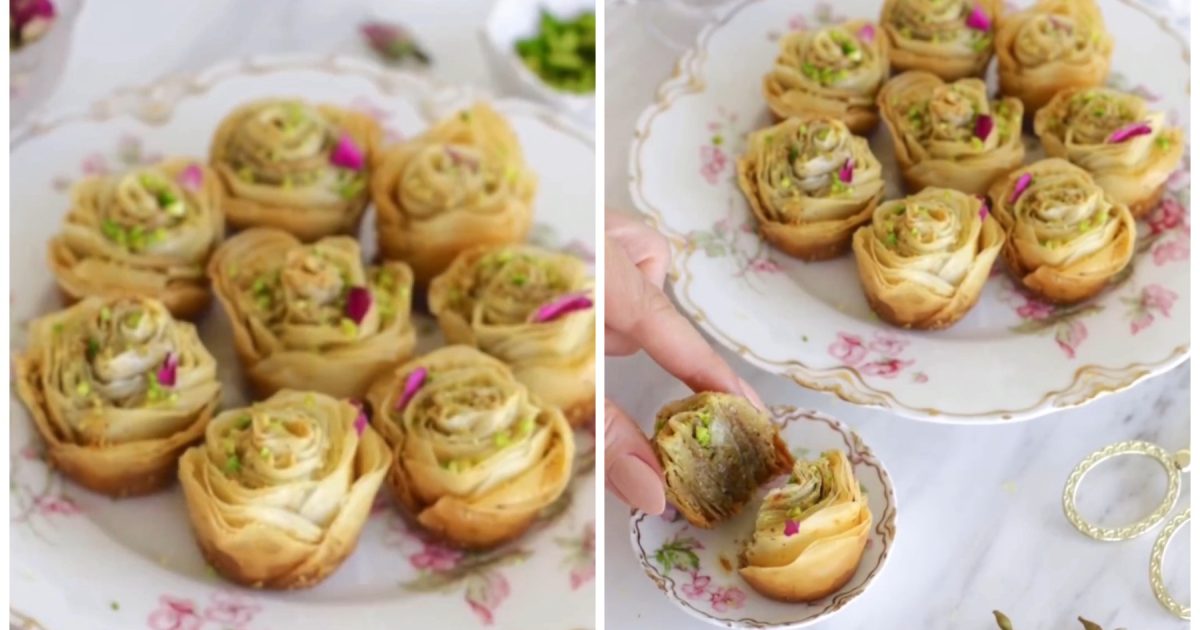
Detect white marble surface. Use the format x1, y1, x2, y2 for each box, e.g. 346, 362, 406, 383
603, 1, 1192, 628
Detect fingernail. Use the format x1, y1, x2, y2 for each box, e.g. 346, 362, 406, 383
738, 378, 767, 411
608, 454, 666, 514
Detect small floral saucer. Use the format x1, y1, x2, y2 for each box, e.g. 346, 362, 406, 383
629, 407, 897, 629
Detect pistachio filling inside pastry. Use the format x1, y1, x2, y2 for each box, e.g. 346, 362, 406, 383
878, 71, 1025, 194
178, 390, 389, 589
738, 117, 885, 260
851, 187, 1004, 329
1033, 87, 1184, 217
988, 159, 1134, 304
881, 0, 998, 80
14, 296, 220, 497
372, 103, 538, 285
428, 245, 595, 426
209, 228, 416, 399
739, 451, 872, 602
995, 0, 1114, 112
366, 345, 575, 549
48, 159, 223, 318
210, 98, 381, 241
653, 393, 793, 529
763, 20, 890, 133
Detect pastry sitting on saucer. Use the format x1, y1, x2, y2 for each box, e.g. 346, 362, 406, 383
653, 392, 793, 529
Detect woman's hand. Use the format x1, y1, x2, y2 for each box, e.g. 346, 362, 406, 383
604, 212, 763, 514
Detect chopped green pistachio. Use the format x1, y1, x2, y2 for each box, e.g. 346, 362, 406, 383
125, 310, 143, 327
445, 459, 463, 473
259, 446, 272, 460
1155, 135, 1172, 150
712, 134, 723, 146
237, 167, 255, 182
110, 601, 119, 611
511, 273, 528, 287
780, 177, 792, 190
128, 225, 148, 251
100, 219, 126, 246
304, 393, 316, 409
694, 422, 712, 447
764, 134, 774, 145
971, 35, 992, 52
99, 307, 112, 323
460, 110, 471, 122
224, 454, 242, 474
969, 137, 984, 149
340, 318, 359, 336
237, 415, 252, 429
910, 228, 919, 237
1091, 108, 1105, 117
53, 322, 65, 336
517, 416, 536, 436
86, 338, 100, 361
886, 231, 898, 246
1078, 219, 1091, 232
494, 430, 512, 447
337, 176, 366, 200
787, 146, 799, 162
830, 180, 849, 195
75, 380, 91, 396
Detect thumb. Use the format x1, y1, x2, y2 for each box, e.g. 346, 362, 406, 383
604, 399, 666, 515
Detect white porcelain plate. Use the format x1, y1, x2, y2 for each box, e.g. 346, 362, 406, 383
629, 407, 896, 628
10, 55, 596, 630
630, 0, 1190, 422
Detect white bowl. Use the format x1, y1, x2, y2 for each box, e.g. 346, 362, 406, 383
481, 0, 595, 125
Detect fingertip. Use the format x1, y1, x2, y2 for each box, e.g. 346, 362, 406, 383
737, 377, 768, 412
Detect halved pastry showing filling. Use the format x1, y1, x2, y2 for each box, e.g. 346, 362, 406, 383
372, 103, 538, 285
878, 71, 1025, 194
653, 393, 793, 529
428, 244, 595, 426
1033, 87, 1184, 217
988, 158, 1135, 304
209, 98, 381, 241
739, 450, 872, 602
49, 158, 223, 319
763, 20, 890, 133
995, 0, 1114, 112
880, 0, 998, 80
14, 296, 220, 497
178, 390, 389, 589
852, 187, 1004, 329
208, 228, 416, 399
366, 346, 575, 549
737, 117, 884, 261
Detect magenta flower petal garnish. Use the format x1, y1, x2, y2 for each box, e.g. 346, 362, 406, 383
351, 400, 369, 436
976, 194, 991, 220
156, 353, 178, 387
1107, 122, 1153, 144
838, 159, 854, 183
345, 286, 372, 325
1008, 173, 1033, 204
784, 519, 800, 537
965, 4, 991, 31
973, 114, 994, 141
177, 163, 204, 192
857, 23, 876, 43
330, 134, 365, 171
394, 367, 428, 412
533, 293, 594, 323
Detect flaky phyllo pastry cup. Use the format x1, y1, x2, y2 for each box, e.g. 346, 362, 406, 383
1033, 87, 1184, 217
763, 20, 890, 133
209, 228, 416, 399
210, 98, 381, 241
373, 103, 538, 286
653, 393, 793, 529
989, 159, 1134, 304
737, 117, 884, 261
852, 187, 1003, 329
178, 390, 389, 589
878, 71, 1025, 195
739, 451, 872, 602
49, 158, 223, 319
366, 346, 575, 549
995, 0, 1114, 112
881, 0, 998, 80
428, 244, 595, 426
14, 296, 220, 497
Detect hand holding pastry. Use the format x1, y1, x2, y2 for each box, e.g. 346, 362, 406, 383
881, 0, 998, 80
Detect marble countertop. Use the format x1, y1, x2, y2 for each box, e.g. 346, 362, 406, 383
603, 2, 1191, 629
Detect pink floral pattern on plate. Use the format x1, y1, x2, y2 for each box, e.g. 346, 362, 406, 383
828, 331, 924, 381
51, 134, 161, 191
147, 591, 261, 630
650, 529, 746, 613
767, 2, 846, 40
1001, 283, 1100, 359
556, 521, 596, 590
700, 106, 738, 185
1124, 283, 1178, 334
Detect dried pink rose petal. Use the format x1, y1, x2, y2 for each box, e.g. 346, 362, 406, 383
1008, 173, 1032, 204
857, 23, 876, 43
976, 194, 990, 220
394, 367, 428, 412
345, 286, 372, 325
157, 353, 177, 387
177, 163, 204, 192
533, 294, 594, 323
1107, 122, 1153, 144
784, 519, 800, 537
330, 134, 365, 171
351, 400, 369, 436
965, 4, 991, 31
974, 114, 994, 141
838, 159, 854, 183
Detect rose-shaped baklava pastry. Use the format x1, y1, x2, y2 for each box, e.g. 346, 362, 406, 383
879, 71, 1025, 194
852, 187, 1003, 329
881, 0, 998, 80
988, 159, 1134, 304
210, 98, 381, 241
209, 228, 416, 399
366, 346, 575, 549
14, 296, 220, 497
48, 159, 223, 319
738, 118, 885, 261
995, 0, 1113, 112
739, 450, 872, 602
1033, 87, 1185, 217
428, 245, 595, 426
372, 103, 538, 286
178, 390, 389, 589
763, 20, 890, 133
653, 393, 793, 529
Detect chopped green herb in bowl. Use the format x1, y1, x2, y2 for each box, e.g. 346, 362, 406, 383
514, 10, 595, 95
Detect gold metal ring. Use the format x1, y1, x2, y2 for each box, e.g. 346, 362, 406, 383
1149, 507, 1190, 620
1062, 441, 1185, 541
